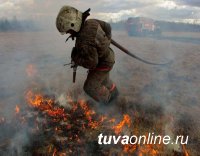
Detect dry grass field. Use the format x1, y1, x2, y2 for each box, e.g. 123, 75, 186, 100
0, 30, 199, 155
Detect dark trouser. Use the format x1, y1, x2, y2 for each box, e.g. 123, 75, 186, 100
83, 69, 116, 103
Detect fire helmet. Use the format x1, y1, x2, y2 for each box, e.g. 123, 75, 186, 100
56, 6, 83, 34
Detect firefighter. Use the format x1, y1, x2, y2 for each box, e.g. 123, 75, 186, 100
56, 6, 118, 104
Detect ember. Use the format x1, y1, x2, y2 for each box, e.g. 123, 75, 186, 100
15, 105, 20, 114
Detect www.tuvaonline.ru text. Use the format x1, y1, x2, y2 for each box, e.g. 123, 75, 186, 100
98, 133, 189, 145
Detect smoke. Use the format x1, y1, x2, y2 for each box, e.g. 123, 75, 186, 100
110, 30, 200, 154
0, 3, 200, 155
6, 129, 30, 156
0, 31, 70, 152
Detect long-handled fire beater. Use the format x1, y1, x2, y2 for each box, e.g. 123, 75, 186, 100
65, 38, 172, 83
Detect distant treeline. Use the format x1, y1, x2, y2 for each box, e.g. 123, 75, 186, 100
155, 21, 200, 32
0, 17, 39, 32
111, 19, 200, 32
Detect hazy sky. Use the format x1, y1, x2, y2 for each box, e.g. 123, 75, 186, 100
0, 0, 200, 24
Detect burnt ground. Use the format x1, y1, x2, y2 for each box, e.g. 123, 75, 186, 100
0, 31, 200, 155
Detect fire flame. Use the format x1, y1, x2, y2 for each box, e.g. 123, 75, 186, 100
138, 144, 161, 156
25, 90, 66, 118
24, 90, 175, 155
79, 100, 99, 129
112, 114, 131, 134
15, 105, 20, 114
52, 148, 57, 156
112, 114, 164, 155
123, 144, 137, 153
182, 145, 189, 156
123, 141, 163, 155
25, 89, 107, 130
1, 63, 190, 155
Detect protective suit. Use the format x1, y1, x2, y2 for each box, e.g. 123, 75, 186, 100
72, 19, 118, 103
56, 6, 118, 103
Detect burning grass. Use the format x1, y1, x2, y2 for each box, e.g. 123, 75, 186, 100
0, 84, 190, 155
0, 77, 192, 155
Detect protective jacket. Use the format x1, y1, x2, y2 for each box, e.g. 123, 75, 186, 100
71, 19, 115, 70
